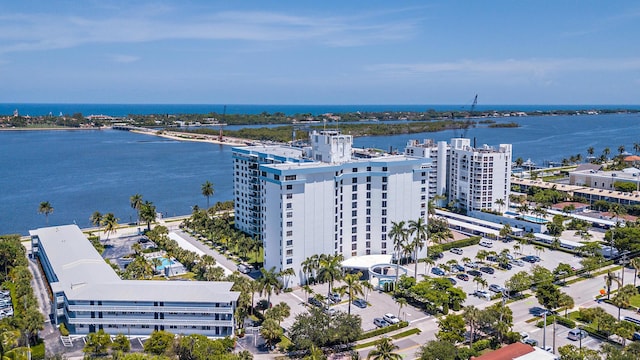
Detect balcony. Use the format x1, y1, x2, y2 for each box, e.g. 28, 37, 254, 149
67, 304, 234, 314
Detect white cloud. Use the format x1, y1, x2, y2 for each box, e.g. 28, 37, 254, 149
0, 7, 418, 54
110, 54, 140, 64
366, 58, 640, 76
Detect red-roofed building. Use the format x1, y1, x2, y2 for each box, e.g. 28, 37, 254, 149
471, 343, 558, 360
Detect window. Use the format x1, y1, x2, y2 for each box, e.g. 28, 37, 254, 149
382, 225, 387, 232
286, 230, 293, 236
274, 175, 280, 180
382, 201, 387, 207
352, 210, 357, 217
352, 202, 357, 208
366, 184, 371, 190
382, 193, 387, 199
352, 185, 357, 191
382, 177, 388, 183
286, 240, 293, 246
352, 235, 357, 242
286, 185, 293, 190
352, 177, 357, 184
366, 234, 371, 240
352, 193, 357, 200
382, 209, 387, 216
352, 227, 357, 233
286, 249, 293, 256
366, 208, 371, 215
366, 217, 371, 223
366, 200, 371, 207
382, 167, 388, 171
352, 219, 357, 225
286, 221, 293, 227
366, 241, 371, 248
367, 167, 371, 171
382, 242, 387, 249
366, 225, 371, 231
366, 192, 371, 199
286, 259, 293, 264
382, 184, 387, 191
352, 244, 357, 250
286, 203, 292, 209
382, 234, 387, 240
352, 167, 358, 172
382, 218, 387, 224
286, 212, 293, 218
285, 175, 296, 180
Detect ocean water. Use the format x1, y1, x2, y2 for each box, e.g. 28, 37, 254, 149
2, 103, 639, 117
2, 110, 640, 235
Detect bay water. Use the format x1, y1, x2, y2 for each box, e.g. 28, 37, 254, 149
2, 112, 639, 235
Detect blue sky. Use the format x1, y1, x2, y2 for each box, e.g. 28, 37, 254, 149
1, 1, 639, 105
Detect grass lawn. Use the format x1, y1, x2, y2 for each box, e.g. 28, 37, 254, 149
630, 294, 640, 308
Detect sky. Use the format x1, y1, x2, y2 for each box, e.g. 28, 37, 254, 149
1, 1, 639, 105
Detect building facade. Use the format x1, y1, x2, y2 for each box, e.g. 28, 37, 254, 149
233, 131, 430, 284
30, 225, 238, 337
405, 138, 512, 213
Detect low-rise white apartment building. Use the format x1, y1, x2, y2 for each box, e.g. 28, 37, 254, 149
233, 131, 430, 284
30, 225, 238, 337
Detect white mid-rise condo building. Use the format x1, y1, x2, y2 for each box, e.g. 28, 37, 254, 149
405, 138, 512, 213
233, 131, 430, 284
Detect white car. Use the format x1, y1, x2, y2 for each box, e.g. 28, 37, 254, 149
383, 313, 400, 324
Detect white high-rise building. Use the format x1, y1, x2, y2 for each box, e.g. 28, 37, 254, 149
405, 138, 512, 213
233, 131, 430, 284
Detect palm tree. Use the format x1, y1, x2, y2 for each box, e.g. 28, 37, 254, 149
302, 285, 313, 303
632, 257, 640, 287
634, 143, 640, 155
604, 270, 621, 300
101, 213, 119, 240
201, 181, 214, 209
344, 272, 364, 315
317, 254, 344, 300
494, 198, 506, 214
408, 218, 428, 280
139, 201, 157, 231
463, 305, 480, 345
367, 337, 401, 360
612, 285, 638, 320
302, 254, 320, 284
258, 267, 282, 309
389, 221, 409, 285
130, 193, 143, 224
395, 297, 407, 319
361, 280, 374, 302
38, 201, 54, 225
90, 211, 103, 228
473, 276, 487, 291
603, 147, 611, 160
587, 146, 595, 158
558, 293, 575, 317
304, 344, 326, 360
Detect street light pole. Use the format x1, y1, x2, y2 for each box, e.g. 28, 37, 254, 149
543, 312, 547, 350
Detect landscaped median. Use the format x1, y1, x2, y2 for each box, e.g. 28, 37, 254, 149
353, 322, 421, 350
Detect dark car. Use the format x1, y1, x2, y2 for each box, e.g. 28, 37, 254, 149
430, 252, 444, 260
531, 307, 552, 317
446, 277, 457, 285
353, 298, 367, 308
499, 262, 512, 270
451, 264, 465, 273
480, 266, 495, 274
523, 256, 537, 263
456, 273, 470, 281
308, 297, 322, 308
486, 255, 498, 262
431, 267, 445, 276
467, 270, 482, 277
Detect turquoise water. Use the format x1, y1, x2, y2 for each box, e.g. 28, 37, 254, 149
155, 257, 175, 271
521, 215, 549, 224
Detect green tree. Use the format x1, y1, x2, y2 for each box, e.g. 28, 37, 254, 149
416, 340, 457, 360
139, 201, 157, 231
535, 283, 562, 310
367, 338, 401, 360
90, 211, 103, 228
101, 212, 119, 240
612, 284, 638, 321
408, 218, 428, 279
343, 272, 364, 315
436, 314, 466, 344
143, 330, 175, 356
38, 201, 54, 225
83, 330, 111, 358
130, 193, 143, 224
260, 318, 283, 349
111, 333, 131, 353
317, 254, 344, 299
604, 270, 621, 300
201, 181, 214, 209
395, 297, 407, 319
557, 344, 600, 360
265, 302, 291, 325
632, 257, 640, 287
258, 267, 282, 309
463, 305, 480, 345
389, 221, 409, 284
288, 308, 361, 351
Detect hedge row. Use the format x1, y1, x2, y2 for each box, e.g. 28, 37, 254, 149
438, 237, 481, 251
535, 315, 576, 329
357, 321, 409, 340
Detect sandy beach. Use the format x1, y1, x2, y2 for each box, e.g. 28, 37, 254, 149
131, 129, 261, 147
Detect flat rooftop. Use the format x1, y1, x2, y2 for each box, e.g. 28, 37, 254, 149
31, 225, 239, 303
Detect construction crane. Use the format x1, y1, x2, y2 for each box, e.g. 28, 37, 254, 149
456, 94, 478, 138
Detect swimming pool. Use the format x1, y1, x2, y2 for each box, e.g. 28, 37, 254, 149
154, 257, 175, 271
521, 215, 548, 224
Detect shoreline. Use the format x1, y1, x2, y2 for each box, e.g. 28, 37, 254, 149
133, 129, 266, 147
0, 126, 104, 131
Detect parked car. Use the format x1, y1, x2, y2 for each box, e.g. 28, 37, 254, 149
567, 328, 588, 341
237, 264, 251, 274
523, 338, 538, 346
429, 252, 444, 260
632, 332, 640, 341
374, 318, 390, 328
353, 298, 367, 308
473, 290, 491, 300
308, 297, 323, 308
499, 262, 512, 270
464, 262, 480, 269
480, 266, 495, 274
450, 248, 463, 255
511, 259, 525, 267
488, 284, 504, 293
531, 307, 552, 317
520, 332, 529, 340
324, 307, 337, 315
383, 313, 400, 324
329, 293, 341, 303
479, 239, 494, 248
456, 273, 470, 281
486, 255, 498, 262
451, 264, 465, 272
446, 277, 457, 285
467, 270, 482, 277
431, 267, 445, 276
